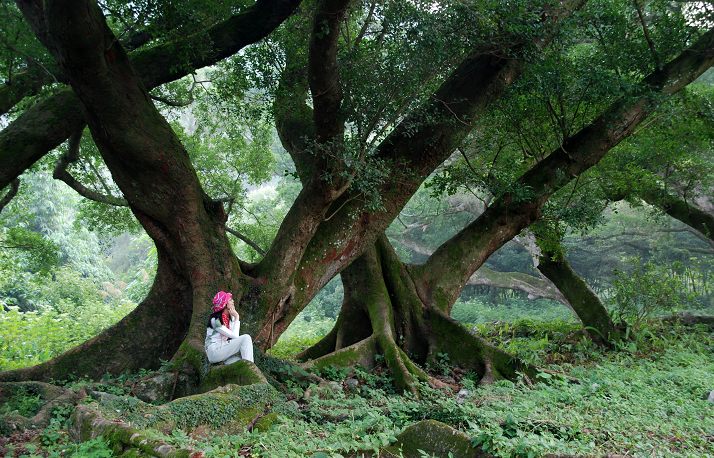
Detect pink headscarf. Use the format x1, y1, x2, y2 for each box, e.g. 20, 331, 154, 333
212, 291, 232, 313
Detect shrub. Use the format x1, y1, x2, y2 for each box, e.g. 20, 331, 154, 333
611, 258, 692, 333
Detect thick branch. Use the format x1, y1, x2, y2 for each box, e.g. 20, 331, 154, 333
417, 28, 714, 309
309, 0, 350, 143
0, 178, 20, 213
16, 0, 51, 49
257, 1, 356, 289
267, 1, 587, 329
0, 68, 55, 116
468, 266, 568, 304
536, 240, 619, 343
1, 0, 302, 190
0, 14, 154, 117
638, 187, 714, 242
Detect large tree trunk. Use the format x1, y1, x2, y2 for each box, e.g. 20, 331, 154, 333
299, 236, 535, 393
0, 0, 261, 386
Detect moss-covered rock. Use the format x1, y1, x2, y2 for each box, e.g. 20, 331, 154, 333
80, 383, 283, 439
70, 403, 198, 457
198, 361, 267, 393
380, 420, 487, 458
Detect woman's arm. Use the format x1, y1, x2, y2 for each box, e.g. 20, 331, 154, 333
211, 317, 241, 339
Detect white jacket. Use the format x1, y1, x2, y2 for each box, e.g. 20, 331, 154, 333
205, 317, 240, 347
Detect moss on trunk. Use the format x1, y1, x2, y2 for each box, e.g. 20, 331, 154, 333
538, 248, 620, 345
299, 235, 533, 393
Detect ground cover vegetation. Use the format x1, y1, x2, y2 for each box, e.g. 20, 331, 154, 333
0, 0, 713, 455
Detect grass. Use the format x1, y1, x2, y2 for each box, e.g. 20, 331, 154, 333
2, 305, 712, 457
187, 320, 714, 457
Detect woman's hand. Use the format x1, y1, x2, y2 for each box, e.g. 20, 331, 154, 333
227, 302, 239, 320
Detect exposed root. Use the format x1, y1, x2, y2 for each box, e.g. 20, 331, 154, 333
71, 403, 200, 457
297, 237, 534, 393
0, 382, 81, 432
301, 335, 377, 371
300, 333, 448, 395
377, 334, 430, 395
426, 310, 538, 384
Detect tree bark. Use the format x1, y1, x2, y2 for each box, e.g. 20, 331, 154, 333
0, 0, 302, 190
536, 244, 620, 344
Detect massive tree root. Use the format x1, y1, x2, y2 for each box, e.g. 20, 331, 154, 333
298, 236, 535, 394
0, 381, 81, 433
0, 251, 192, 383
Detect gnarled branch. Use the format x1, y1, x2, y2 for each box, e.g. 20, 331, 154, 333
1, 0, 303, 190
416, 27, 714, 309
226, 226, 266, 256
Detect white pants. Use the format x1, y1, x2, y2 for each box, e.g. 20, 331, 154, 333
206, 335, 254, 364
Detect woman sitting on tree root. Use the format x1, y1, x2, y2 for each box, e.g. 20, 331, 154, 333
205, 291, 254, 364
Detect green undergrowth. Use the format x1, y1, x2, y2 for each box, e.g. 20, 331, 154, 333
451, 297, 575, 324
0, 386, 44, 417
2, 320, 712, 457
268, 317, 332, 360
171, 321, 714, 457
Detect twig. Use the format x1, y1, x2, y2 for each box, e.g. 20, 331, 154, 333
633, 0, 662, 70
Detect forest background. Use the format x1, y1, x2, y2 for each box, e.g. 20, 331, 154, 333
0, 0, 713, 456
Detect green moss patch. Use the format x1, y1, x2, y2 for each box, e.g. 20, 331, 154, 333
381, 419, 484, 457
87, 383, 282, 437
198, 361, 267, 393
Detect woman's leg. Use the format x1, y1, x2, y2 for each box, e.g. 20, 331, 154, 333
207, 339, 241, 363
236, 335, 254, 362
207, 336, 253, 363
